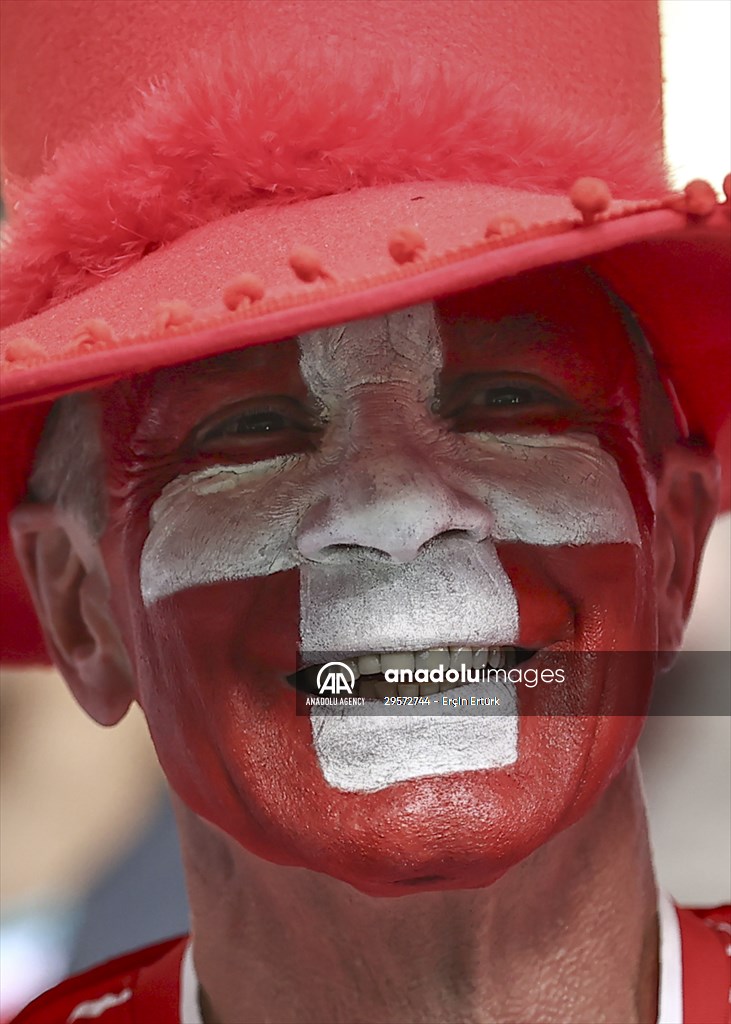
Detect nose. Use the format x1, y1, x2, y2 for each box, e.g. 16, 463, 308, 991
296, 447, 494, 564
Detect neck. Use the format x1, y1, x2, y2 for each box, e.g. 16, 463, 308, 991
175, 756, 659, 1024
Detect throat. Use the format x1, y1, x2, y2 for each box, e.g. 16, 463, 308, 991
178, 760, 658, 1024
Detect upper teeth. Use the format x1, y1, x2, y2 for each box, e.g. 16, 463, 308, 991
352, 647, 514, 678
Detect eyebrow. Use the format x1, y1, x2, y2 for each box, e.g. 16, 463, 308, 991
125, 340, 304, 448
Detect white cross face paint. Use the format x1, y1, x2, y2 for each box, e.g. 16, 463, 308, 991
310, 676, 519, 794
139, 303, 641, 794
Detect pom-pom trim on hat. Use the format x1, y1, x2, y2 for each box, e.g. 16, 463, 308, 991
2, 338, 45, 365
569, 177, 612, 224
288, 246, 332, 283
485, 215, 523, 237
388, 226, 427, 264
222, 274, 266, 310
68, 318, 115, 351
153, 300, 195, 331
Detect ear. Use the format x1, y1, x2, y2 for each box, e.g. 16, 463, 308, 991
8, 504, 135, 726
654, 443, 720, 657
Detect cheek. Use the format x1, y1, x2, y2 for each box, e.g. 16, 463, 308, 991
126, 574, 305, 849
500, 542, 657, 651
138, 457, 306, 607
499, 540, 655, 829
137, 572, 300, 682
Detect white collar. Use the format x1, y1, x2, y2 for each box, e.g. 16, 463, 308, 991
180, 941, 203, 1024
179, 894, 684, 1024
657, 891, 683, 1024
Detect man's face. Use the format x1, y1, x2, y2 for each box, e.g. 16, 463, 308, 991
98, 266, 662, 893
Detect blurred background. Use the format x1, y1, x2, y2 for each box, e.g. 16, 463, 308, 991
1, 0, 729, 1017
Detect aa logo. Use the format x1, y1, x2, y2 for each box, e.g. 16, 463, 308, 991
316, 662, 356, 695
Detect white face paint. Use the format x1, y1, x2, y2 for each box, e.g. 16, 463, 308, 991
310, 675, 518, 793
139, 304, 640, 793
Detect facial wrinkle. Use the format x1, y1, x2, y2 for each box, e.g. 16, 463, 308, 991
298, 304, 442, 400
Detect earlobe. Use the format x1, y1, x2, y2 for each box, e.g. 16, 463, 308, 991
654, 443, 720, 656
8, 504, 135, 726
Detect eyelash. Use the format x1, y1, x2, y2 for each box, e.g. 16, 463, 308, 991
436, 378, 571, 420
192, 398, 322, 454
463, 384, 558, 409
206, 410, 302, 438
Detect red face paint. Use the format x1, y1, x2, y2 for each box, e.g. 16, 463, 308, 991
98, 265, 667, 894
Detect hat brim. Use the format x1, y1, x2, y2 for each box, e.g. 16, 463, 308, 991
1, 178, 730, 663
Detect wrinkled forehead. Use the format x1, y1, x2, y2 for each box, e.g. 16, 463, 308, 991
298, 304, 442, 403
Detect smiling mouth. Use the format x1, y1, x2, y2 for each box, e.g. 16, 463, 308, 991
288, 646, 538, 698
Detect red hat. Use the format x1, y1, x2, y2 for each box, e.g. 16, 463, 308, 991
1, 0, 729, 665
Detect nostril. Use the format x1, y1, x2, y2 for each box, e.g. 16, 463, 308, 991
415, 527, 489, 553
309, 543, 395, 565
433, 528, 482, 544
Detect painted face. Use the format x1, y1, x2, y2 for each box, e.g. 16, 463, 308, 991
99, 265, 661, 893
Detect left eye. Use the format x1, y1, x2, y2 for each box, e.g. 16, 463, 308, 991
436, 374, 575, 431
466, 385, 555, 408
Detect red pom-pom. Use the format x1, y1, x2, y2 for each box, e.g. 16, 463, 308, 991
723, 173, 731, 204
70, 318, 115, 351
683, 179, 717, 217
289, 246, 330, 283
485, 215, 522, 238
154, 300, 195, 330
569, 177, 612, 224
223, 273, 266, 310
388, 226, 426, 264
2, 337, 44, 365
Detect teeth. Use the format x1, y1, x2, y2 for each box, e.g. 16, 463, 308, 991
344, 659, 360, 680
415, 648, 450, 671
354, 647, 515, 677
473, 649, 488, 670
381, 652, 415, 673
320, 647, 521, 699
358, 655, 381, 675
449, 647, 472, 671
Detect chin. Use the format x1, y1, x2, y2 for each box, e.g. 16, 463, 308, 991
215, 708, 637, 897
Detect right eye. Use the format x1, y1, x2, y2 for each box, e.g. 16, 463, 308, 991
191, 396, 323, 458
